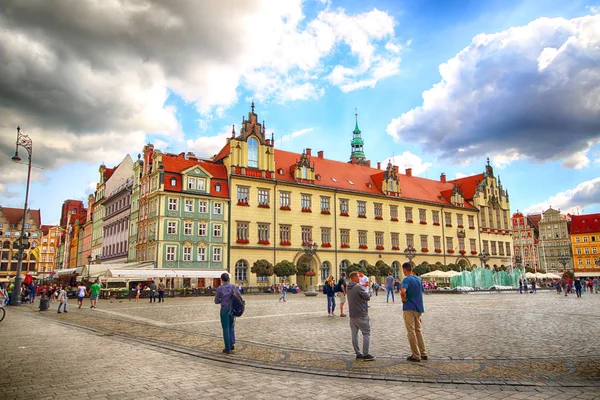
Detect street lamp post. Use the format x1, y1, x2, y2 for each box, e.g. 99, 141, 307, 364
478, 250, 490, 269
558, 252, 571, 272
302, 242, 318, 296
10, 126, 33, 306
403, 245, 416, 263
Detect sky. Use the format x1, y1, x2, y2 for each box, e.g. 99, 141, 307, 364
1, 0, 599, 225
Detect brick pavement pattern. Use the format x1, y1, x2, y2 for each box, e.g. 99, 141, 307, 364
1, 290, 599, 399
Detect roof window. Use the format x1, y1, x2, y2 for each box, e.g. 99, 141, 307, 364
316, 174, 321, 181
348, 180, 355, 185
331, 177, 337, 182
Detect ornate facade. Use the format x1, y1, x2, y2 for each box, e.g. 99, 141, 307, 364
570, 213, 600, 276
511, 212, 540, 270
538, 208, 571, 272
0, 206, 43, 279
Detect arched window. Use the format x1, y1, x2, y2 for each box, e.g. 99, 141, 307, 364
392, 261, 400, 278
321, 261, 330, 281
235, 260, 248, 282
248, 138, 258, 168
339, 260, 349, 277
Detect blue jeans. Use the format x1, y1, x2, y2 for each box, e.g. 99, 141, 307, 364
57, 302, 67, 312
219, 306, 236, 351
386, 287, 394, 302
327, 295, 336, 314
279, 290, 287, 301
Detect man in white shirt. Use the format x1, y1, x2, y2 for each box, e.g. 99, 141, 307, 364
76, 284, 88, 309
358, 270, 370, 308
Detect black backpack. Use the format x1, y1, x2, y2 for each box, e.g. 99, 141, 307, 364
229, 289, 245, 317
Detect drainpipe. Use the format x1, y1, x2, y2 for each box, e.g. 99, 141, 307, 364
334, 190, 338, 280
441, 206, 446, 266
273, 180, 277, 287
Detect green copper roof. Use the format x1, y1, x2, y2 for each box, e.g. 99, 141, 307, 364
353, 120, 361, 134
351, 137, 364, 146
352, 151, 366, 158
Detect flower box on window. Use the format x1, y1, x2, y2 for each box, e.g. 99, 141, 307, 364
434, 249, 442, 253
446, 224, 452, 227
448, 249, 455, 254
457, 224, 464, 228
358, 214, 367, 218
236, 239, 249, 244
471, 250, 478, 255
280, 205, 291, 211
301, 207, 312, 213
258, 240, 270, 245
340, 212, 349, 217
421, 248, 429, 253
341, 243, 350, 248
237, 200, 249, 206
321, 243, 332, 248
375, 216, 383, 220
459, 250, 466, 255
376, 245, 384, 250
280, 241, 291, 246
392, 246, 400, 250
391, 217, 399, 222
359, 244, 368, 249
258, 204, 270, 209
321, 210, 331, 215
406, 219, 414, 223
420, 221, 427, 225
469, 226, 475, 230
433, 222, 440, 226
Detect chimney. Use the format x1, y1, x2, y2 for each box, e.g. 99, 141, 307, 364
440, 173, 446, 183
377, 162, 381, 170
393, 166, 399, 173
306, 148, 312, 156
405, 168, 412, 177
266, 139, 271, 146
317, 151, 324, 159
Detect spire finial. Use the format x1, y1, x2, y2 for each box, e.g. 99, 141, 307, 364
251, 101, 255, 114
231, 124, 236, 138
487, 157, 490, 166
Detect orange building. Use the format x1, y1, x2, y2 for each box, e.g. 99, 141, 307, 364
571, 213, 600, 277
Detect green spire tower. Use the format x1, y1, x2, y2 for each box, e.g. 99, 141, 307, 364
350, 110, 366, 161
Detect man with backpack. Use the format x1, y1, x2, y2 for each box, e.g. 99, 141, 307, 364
214, 273, 241, 354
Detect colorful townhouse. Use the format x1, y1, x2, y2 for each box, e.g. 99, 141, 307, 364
0, 206, 43, 280
570, 213, 600, 277
511, 212, 540, 270
537, 208, 572, 272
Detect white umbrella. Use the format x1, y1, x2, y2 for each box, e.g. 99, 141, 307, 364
420, 270, 450, 279
444, 270, 462, 277
525, 272, 537, 279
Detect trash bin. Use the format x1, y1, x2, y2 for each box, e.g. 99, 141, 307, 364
39, 296, 49, 311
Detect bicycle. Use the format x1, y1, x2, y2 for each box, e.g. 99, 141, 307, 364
0, 305, 5, 323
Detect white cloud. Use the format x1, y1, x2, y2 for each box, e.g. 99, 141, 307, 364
586, 5, 600, 14
524, 177, 600, 214
275, 128, 314, 148
381, 152, 432, 176
386, 14, 600, 168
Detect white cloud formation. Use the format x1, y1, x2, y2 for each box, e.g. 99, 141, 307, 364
524, 177, 600, 214
275, 128, 314, 148
386, 14, 600, 168
381, 151, 432, 176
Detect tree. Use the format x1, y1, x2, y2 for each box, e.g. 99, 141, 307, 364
413, 263, 430, 277
251, 259, 274, 278
366, 263, 379, 278
378, 262, 392, 277
447, 263, 460, 272
346, 263, 366, 274
274, 260, 297, 278
295, 262, 311, 276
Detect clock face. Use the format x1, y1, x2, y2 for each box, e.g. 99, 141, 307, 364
196, 169, 200, 174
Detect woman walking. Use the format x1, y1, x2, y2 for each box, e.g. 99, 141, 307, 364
324, 276, 336, 316
134, 283, 142, 302
57, 286, 68, 314
279, 280, 287, 302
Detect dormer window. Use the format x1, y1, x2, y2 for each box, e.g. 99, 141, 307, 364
215, 184, 221, 193
248, 138, 258, 168
278, 168, 283, 175
170, 178, 176, 186
301, 166, 307, 179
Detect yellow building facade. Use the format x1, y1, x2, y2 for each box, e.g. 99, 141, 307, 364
570, 213, 600, 277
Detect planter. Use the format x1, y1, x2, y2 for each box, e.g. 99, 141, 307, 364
340, 212, 349, 217
358, 215, 367, 218
321, 243, 332, 248
375, 216, 383, 220
280, 241, 292, 246
391, 218, 399, 222
471, 251, 478, 255
421, 248, 429, 253
237, 201, 249, 206
406, 220, 414, 223
302, 208, 312, 213
392, 246, 400, 250
420, 221, 427, 225
341, 244, 350, 249
359, 245, 368, 250
448, 250, 455, 254
434, 249, 442, 253
236, 239, 249, 244
376, 246, 384, 250
321, 210, 331, 215
433, 222, 440, 226
280, 206, 291, 211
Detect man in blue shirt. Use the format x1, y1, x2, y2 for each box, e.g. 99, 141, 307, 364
214, 273, 236, 354
385, 272, 395, 303
401, 262, 427, 362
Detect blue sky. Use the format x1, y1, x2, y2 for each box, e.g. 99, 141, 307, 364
1, 0, 599, 224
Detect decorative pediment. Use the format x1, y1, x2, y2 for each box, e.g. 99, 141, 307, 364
293, 151, 315, 181
382, 161, 400, 195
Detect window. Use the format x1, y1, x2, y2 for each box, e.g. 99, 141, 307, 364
470, 239, 476, 253
183, 246, 191, 261
170, 178, 176, 187
483, 240, 489, 253
391, 233, 399, 248
340, 199, 349, 215
168, 198, 178, 211
321, 262, 330, 282
215, 184, 221, 192
358, 231, 367, 247
213, 224, 222, 237
458, 237, 465, 252
499, 242, 505, 256
583, 236, 589, 243
185, 199, 193, 212
321, 228, 331, 244
357, 201, 366, 217
280, 225, 290, 243
167, 222, 177, 235
340, 229, 350, 246
198, 223, 207, 236
197, 247, 206, 262
184, 222, 192, 236
248, 138, 258, 168
575, 237, 580, 243
593, 247, 598, 254
446, 237, 454, 252
258, 189, 269, 206
432, 210, 440, 225
320, 196, 330, 213
406, 233, 414, 247
481, 206, 487, 226
258, 223, 270, 243
445, 212, 452, 226
301, 194, 311, 211
584, 247, 590, 254
340, 260, 349, 276
237, 222, 248, 242
390, 205, 398, 220
166, 246, 175, 261
419, 209, 426, 223
374, 203, 383, 219
457, 214, 464, 227
301, 226, 312, 244
405, 207, 413, 222
280, 192, 290, 208
213, 203, 222, 215
490, 241, 497, 255
468, 215, 475, 229
213, 247, 222, 262
420, 235, 428, 250
196, 201, 206, 214
301, 167, 307, 179
187, 178, 196, 190
197, 179, 206, 191
488, 207, 493, 228
237, 186, 249, 204
235, 260, 248, 281
376, 232, 384, 247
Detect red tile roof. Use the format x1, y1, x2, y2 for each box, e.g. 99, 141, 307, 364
162, 154, 229, 198
448, 174, 485, 200
213, 142, 231, 163
41, 225, 52, 236
570, 213, 600, 234
527, 214, 542, 230
272, 150, 476, 208
1, 207, 41, 227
